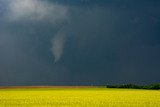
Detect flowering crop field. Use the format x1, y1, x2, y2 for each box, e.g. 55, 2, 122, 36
0, 87, 160, 107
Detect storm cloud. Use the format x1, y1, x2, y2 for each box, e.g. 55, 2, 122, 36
0, 0, 160, 85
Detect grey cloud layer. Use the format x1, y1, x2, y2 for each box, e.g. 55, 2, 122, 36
7, 0, 68, 22
0, 0, 160, 85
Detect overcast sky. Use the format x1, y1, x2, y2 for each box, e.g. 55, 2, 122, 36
0, 0, 160, 86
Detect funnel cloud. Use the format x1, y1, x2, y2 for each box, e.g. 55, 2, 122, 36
52, 32, 66, 63
5, 0, 69, 63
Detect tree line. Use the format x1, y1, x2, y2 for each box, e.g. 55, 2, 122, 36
106, 83, 160, 90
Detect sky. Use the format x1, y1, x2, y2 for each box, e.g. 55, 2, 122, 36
0, 0, 160, 86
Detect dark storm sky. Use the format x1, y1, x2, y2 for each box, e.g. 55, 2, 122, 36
0, 0, 160, 85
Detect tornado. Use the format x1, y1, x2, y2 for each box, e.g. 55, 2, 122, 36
51, 32, 66, 63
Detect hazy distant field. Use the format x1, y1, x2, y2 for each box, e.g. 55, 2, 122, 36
0, 87, 160, 107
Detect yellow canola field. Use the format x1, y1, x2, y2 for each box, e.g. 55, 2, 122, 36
0, 88, 160, 107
